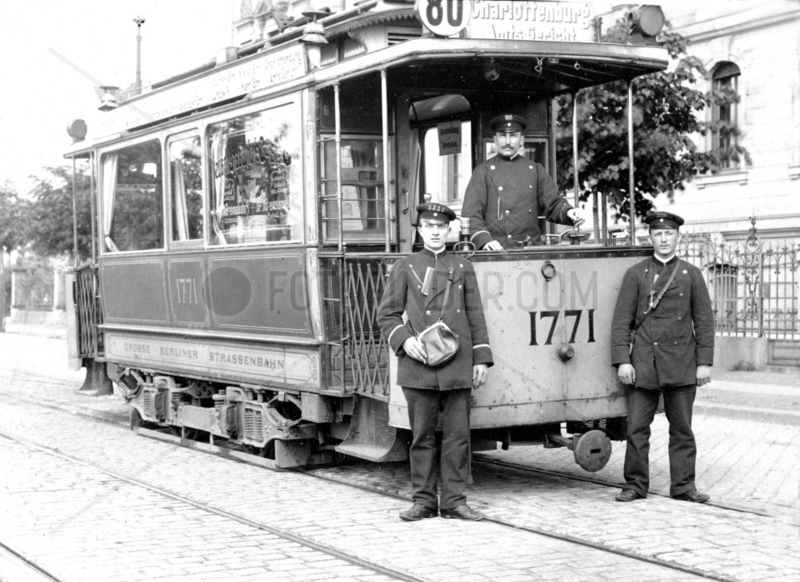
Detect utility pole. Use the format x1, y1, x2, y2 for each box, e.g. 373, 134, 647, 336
133, 16, 146, 96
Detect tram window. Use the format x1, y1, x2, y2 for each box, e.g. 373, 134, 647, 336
321, 138, 386, 240
101, 139, 163, 253
206, 103, 301, 245
168, 134, 203, 245
422, 121, 472, 205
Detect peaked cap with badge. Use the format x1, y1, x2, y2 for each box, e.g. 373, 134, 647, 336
644, 211, 684, 230
489, 114, 527, 133
416, 200, 457, 223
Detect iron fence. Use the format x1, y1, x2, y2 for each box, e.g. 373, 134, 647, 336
680, 218, 799, 339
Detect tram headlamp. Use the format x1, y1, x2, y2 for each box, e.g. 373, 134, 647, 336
628, 5, 665, 44
541, 261, 556, 282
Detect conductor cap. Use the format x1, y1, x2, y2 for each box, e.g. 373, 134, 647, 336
490, 114, 526, 133
644, 211, 684, 230
416, 194, 457, 223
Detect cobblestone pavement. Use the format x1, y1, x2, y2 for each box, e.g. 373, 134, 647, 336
2, 399, 715, 582
1, 328, 799, 581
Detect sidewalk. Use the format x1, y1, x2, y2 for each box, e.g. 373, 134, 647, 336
1, 321, 68, 340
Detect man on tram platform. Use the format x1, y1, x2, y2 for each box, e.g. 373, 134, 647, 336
377, 200, 493, 522
461, 113, 585, 250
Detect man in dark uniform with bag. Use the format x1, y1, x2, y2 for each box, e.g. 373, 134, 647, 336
462, 113, 584, 250
611, 211, 714, 503
377, 200, 493, 521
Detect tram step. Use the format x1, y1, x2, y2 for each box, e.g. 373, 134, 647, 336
335, 396, 408, 463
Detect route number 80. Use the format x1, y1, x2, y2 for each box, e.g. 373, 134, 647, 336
415, 0, 472, 37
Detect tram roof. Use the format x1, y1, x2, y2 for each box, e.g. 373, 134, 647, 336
64, 2, 668, 157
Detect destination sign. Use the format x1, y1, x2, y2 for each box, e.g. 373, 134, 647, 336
414, 0, 595, 42
467, 1, 594, 42
106, 332, 319, 387
95, 44, 306, 138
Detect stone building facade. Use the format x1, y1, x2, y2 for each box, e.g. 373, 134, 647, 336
631, 1, 800, 244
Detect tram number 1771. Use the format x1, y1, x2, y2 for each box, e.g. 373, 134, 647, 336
529, 309, 596, 346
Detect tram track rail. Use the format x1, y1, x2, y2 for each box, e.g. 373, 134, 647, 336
1, 392, 751, 582
0, 429, 429, 582
0, 377, 777, 522
471, 455, 775, 518
0, 540, 64, 582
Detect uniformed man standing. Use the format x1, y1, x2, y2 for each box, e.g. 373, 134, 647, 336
611, 211, 714, 503
377, 201, 493, 521
461, 113, 584, 250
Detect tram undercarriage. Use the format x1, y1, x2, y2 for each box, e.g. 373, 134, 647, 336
109, 362, 626, 472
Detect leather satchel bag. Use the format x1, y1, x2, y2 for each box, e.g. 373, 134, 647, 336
416, 263, 460, 367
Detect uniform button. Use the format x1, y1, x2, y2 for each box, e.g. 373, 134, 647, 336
458, 285, 463, 289
498, 186, 504, 191
679, 293, 684, 297
529, 185, 533, 189
417, 285, 421, 289
674, 341, 678, 345
504, 210, 510, 215
677, 317, 682, 320
507, 235, 512, 239
426, 310, 431, 315
654, 342, 658, 346
490, 165, 496, 170
529, 165, 534, 169
457, 309, 461, 313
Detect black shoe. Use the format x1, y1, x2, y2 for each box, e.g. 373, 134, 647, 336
440, 504, 485, 521
615, 489, 645, 502
399, 504, 438, 521
673, 490, 710, 504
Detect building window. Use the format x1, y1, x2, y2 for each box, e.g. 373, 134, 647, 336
711, 62, 741, 170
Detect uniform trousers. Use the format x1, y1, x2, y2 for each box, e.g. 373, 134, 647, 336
624, 384, 698, 498
402, 387, 471, 510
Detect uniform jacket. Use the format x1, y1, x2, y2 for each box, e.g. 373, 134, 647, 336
461, 154, 574, 249
377, 248, 493, 390
611, 256, 715, 389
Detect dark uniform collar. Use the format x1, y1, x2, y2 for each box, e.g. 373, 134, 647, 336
495, 152, 525, 163
422, 246, 448, 260
653, 254, 678, 267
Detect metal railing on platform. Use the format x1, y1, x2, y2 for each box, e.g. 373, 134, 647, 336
75, 264, 103, 357
321, 254, 391, 400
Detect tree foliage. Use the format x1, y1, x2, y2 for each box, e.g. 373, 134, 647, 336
25, 165, 94, 261
556, 19, 749, 222
1, 166, 94, 262
0, 181, 26, 252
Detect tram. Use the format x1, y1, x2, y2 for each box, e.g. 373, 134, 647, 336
65, 0, 668, 471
